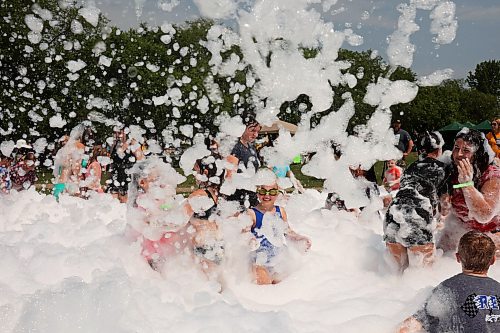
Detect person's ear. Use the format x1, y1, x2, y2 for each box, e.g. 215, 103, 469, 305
490, 254, 496, 267
455, 253, 461, 264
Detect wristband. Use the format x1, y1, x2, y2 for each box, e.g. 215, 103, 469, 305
453, 181, 474, 189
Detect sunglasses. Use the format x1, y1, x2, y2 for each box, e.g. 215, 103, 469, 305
492, 122, 498, 126
257, 188, 279, 196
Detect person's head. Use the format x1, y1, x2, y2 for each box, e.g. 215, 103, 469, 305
452, 129, 493, 177
392, 119, 401, 132
387, 159, 397, 168
240, 112, 261, 144
456, 231, 496, 274
257, 183, 280, 206
194, 154, 224, 190
492, 116, 500, 133
418, 131, 444, 157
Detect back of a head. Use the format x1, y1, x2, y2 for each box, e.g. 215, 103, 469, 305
458, 231, 496, 273
418, 131, 444, 156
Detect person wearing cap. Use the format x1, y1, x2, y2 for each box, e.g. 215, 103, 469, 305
392, 120, 414, 167
228, 112, 262, 209
9, 139, 37, 191
438, 128, 500, 253
384, 131, 450, 272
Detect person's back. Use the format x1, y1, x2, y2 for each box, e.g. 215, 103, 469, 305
414, 273, 500, 332
399, 231, 500, 333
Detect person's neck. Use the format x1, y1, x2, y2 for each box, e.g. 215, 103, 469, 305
427, 151, 439, 159
257, 203, 275, 212
462, 269, 488, 277
239, 138, 250, 147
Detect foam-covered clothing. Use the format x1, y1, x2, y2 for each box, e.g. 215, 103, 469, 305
384, 157, 450, 246
107, 143, 135, 194
192, 189, 217, 220
486, 131, 500, 158
414, 273, 500, 333
384, 166, 402, 191
190, 190, 224, 264
273, 165, 290, 178
450, 164, 500, 233
228, 140, 260, 207
251, 206, 286, 266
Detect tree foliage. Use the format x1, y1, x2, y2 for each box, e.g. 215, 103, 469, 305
467, 60, 500, 97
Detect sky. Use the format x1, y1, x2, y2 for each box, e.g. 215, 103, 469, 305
90, 0, 500, 79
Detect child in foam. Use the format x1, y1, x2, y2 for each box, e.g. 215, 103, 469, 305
246, 177, 311, 285
383, 159, 402, 192
79, 145, 106, 197
126, 157, 188, 271
384, 131, 450, 272
182, 152, 228, 283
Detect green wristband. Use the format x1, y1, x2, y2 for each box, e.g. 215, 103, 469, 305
453, 181, 474, 189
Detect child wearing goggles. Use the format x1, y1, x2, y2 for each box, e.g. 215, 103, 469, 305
246, 182, 311, 285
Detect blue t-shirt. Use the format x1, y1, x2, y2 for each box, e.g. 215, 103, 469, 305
272, 165, 290, 178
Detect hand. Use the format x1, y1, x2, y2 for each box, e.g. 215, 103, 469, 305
457, 158, 474, 183
402, 152, 409, 159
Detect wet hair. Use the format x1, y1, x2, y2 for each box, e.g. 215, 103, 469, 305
241, 111, 259, 128
452, 129, 493, 187
418, 131, 444, 156
195, 153, 224, 189
458, 231, 496, 273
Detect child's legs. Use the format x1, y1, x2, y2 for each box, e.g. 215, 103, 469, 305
253, 265, 273, 285
408, 243, 435, 267
386, 242, 409, 272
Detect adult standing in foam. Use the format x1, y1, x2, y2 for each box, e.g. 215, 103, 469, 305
228, 113, 262, 209
384, 131, 450, 272
392, 119, 414, 167
398, 231, 500, 333
439, 129, 500, 253
107, 127, 144, 203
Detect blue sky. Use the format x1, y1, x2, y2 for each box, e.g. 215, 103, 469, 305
93, 0, 500, 79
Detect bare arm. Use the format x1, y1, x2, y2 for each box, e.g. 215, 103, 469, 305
397, 316, 424, 333
462, 177, 500, 224
281, 207, 312, 250
405, 139, 414, 157
457, 158, 500, 224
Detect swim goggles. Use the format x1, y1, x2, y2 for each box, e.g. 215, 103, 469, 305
256, 188, 279, 196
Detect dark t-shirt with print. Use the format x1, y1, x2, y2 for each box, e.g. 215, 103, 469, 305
231, 140, 260, 172
415, 273, 500, 333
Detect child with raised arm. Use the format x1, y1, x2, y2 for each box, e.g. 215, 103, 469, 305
246, 172, 311, 284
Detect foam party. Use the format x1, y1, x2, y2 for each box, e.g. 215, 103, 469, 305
1, 0, 500, 332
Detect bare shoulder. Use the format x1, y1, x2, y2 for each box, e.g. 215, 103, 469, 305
278, 206, 288, 222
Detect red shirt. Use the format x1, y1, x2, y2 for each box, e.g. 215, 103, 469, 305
450, 165, 500, 232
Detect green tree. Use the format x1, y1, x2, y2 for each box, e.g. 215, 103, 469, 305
467, 60, 500, 97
